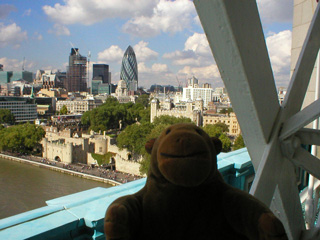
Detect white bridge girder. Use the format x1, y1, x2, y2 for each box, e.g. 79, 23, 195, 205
194, 0, 320, 239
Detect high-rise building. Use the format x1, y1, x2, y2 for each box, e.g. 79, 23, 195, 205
120, 46, 138, 91
66, 48, 87, 92
188, 76, 199, 88
93, 64, 109, 84
0, 70, 33, 85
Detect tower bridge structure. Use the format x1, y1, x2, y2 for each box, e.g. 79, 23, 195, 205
1, 1, 320, 239
194, 0, 320, 239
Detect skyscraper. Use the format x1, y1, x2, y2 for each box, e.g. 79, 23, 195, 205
93, 64, 109, 84
120, 46, 138, 91
66, 48, 87, 92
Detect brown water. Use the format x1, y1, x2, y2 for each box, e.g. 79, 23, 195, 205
0, 157, 112, 219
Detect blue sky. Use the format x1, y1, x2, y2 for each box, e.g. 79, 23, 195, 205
0, 0, 293, 89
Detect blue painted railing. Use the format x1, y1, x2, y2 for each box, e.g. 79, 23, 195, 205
0, 148, 254, 240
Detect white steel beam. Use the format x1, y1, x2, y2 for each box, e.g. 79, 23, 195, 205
194, 1, 311, 238
194, 0, 280, 170
248, 133, 305, 239
283, 3, 320, 118
296, 128, 320, 146
280, 98, 320, 140
292, 147, 320, 180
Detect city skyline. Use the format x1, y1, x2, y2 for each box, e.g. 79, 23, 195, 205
0, 0, 293, 89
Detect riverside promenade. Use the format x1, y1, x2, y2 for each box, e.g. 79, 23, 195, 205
0, 153, 142, 186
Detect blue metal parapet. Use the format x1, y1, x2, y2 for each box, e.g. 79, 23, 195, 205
0, 148, 253, 239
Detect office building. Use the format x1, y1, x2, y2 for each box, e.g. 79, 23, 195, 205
66, 48, 87, 92
120, 46, 138, 91
182, 85, 213, 108
0, 70, 33, 85
0, 96, 37, 122
93, 64, 109, 84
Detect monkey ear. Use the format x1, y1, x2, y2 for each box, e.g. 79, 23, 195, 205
145, 138, 156, 154
211, 137, 222, 154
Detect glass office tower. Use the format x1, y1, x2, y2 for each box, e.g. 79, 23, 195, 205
120, 46, 138, 91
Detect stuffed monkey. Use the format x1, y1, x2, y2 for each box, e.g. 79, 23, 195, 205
104, 123, 288, 240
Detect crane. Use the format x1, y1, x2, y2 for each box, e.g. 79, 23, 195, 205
69, 41, 79, 56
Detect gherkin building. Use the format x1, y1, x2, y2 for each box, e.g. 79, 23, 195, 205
120, 45, 138, 91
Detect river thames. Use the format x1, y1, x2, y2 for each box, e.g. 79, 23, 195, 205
0, 157, 112, 219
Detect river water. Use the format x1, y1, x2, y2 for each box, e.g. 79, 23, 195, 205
0, 157, 112, 219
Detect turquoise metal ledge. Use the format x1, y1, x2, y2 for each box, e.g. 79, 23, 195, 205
0, 148, 253, 240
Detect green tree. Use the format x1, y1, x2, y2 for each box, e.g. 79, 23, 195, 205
138, 107, 151, 124
202, 124, 223, 138
152, 115, 192, 125
135, 94, 150, 108
220, 107, 233, 114
81, 97, 150, 132
0, 123, 45, 154
116, 122, 153, 154
91, 152, 114, 166
213, 122, 229, 133
202, 124, 231, 152
139, 123, 171, 175
219, 133, 232, 152
59, 105, 68, 115
0, 109, 15, 125
233, 134, 245, 150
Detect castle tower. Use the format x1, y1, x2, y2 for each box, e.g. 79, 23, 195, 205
66, 143, 73, 164
195, 98, 204, 112
186, 99, 193, 114
164, 98, 172, 110
42, 138, 48, 159
150, 99, 159, 123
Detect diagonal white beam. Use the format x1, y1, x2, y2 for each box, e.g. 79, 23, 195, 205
194, 0, 280, 170
280, 98, 320, 140
283, 3, 320, 118
250, 137, 305, 239
292, 147, 320, 180
296, 128, 320, 146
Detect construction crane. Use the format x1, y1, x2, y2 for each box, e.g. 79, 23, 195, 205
22, 57, 25, 71
69, 41, 79, 56
176, 76, 183, 92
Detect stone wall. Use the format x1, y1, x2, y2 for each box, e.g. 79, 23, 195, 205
43, 129, 144, 176
107, 141, 142, 176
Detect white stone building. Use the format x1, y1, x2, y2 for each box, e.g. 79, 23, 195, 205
182, 85, 213, 108
56, 96, 103, 114
150, 98, 204, 126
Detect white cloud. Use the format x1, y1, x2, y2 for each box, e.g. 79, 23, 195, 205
138, 62, 169, 73
257, 0, 293, 24
48, 24, 71, 36
0, 57, 36, 71
138, 62, 174, 87
43, 0, 157, 25
0, 23, 27, 48
152, 63, 169, 72
266, 30, 292, 87
163, 33, 213, 66
23, 9, 32, 17
98, 45, 124, 63
178, 64, 220, 81
97, 41, 158, 63
122, 0, 195, 37
43, 0, 195, 37
34, 32, 43, 41
0, 4, 16, 19
184, 33, 211, 57
133, 41, 158, 62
